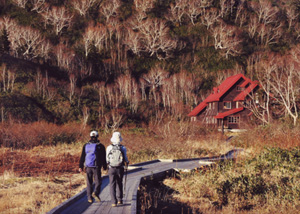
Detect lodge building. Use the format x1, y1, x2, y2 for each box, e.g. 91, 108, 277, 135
188, 73, 259, 131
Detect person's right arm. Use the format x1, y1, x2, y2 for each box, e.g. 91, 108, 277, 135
79, 144, 86, 172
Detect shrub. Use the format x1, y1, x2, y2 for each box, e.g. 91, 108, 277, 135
0, 121, 87, 149
163, 147, 300, 213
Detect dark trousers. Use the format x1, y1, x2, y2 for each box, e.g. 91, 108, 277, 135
86, 167, 102, 200
108, 167, 124, 204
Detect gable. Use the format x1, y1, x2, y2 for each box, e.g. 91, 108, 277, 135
205, 73, 244, 102
234, 81, 259, 101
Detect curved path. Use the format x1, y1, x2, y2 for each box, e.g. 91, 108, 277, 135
47, 149, 243, 214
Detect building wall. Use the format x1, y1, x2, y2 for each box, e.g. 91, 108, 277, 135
218, 78, 244, 113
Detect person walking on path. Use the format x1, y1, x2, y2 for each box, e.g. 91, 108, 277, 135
106, 132, 129, 207
79, 131, 107, 203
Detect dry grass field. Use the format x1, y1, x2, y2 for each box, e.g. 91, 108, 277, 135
137, 122, 300, 214
0, 121, 300, 214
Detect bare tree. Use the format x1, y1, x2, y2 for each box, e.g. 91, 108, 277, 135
134, 0, 154, 13
125, 28, 143, 55
200, 7, 220, 29
0, 16, 18, 34
34, 70, 56, 100
284, 5, 298, 30
30, 0, 46, 13
211, 21, 243, 58
11, 0, 28, 8
42, 6, 73, 35
72, 0, 99, 16
254, 52, 300, 126
139, 18, 177, 59
81, 106, 90, 130
77, 58, 93, 78
234, 0, 247, 27
126, 17, 178, 59
69, 73, 77, 102
82, 24, 107, 57
106, 18, 119, 43
104, 110, 124, 133
161, 77, 174, 109
133, 0, 154, 21
100, 0, 120, 22
5, 24, 51, 59
115, 73, 140, 113
294, 23, 300, 40
167, 0, 187, 24
256, 22, 283, 47
246, 55, 275, 124
93, 81, 106, 116
53, 43, 75, 70
219, 0, 235, 18
247, 14, 260, 39
250, 0, 279, 25
0, 64, 16, 93
185, 0, 211, 25
142, 65, 169, 105
246, 52, 264, 79
270, 61, 299, 126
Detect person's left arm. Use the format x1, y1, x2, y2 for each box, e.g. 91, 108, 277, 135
121, 145, 129, 165
97, 143, 107, 170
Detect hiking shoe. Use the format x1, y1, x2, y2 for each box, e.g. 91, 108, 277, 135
112, 203, 117, 207
92, 193, 101, 202
88, 199, 93, 203
118, 200, 123, 205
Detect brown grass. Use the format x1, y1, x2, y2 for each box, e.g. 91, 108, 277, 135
0, 121, 88, 148
0, 142, 86, 214
158, 123, 300, 214
0, 172, 85, 213
0, 121, 299, 213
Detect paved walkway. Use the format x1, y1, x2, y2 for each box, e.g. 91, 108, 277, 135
48, 149, 242, 214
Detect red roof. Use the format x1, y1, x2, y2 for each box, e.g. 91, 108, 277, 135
205, 74, 244, 102
240, 78, 250, 87
214, 107, 244, 119
188, 102, 208, 117
188, 73, 258, 117
234, 81, 258, 101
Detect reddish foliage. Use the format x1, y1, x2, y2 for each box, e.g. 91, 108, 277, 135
0, 122, 87, 149
0, 149, 79, 177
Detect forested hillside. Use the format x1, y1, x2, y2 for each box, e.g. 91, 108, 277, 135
1, 0, 300, 129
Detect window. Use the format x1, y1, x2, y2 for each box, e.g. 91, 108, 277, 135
229, 116, 240, 123
224, 101, 231, 109
255, 93, 259, 104
237, 86, 244, 91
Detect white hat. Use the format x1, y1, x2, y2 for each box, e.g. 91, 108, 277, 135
90, 130, 99, 137
110, 132, 123, 145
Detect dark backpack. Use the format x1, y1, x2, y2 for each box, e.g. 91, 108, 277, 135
85, 143, 97, 167
107, 144, 124, 167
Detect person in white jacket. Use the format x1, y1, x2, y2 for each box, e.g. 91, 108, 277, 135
106, 132, 129, 207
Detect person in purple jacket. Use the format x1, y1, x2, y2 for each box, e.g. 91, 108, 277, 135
79, 131, 107, 203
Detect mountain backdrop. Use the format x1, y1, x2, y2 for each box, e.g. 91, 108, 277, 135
1, 0, 300, 128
